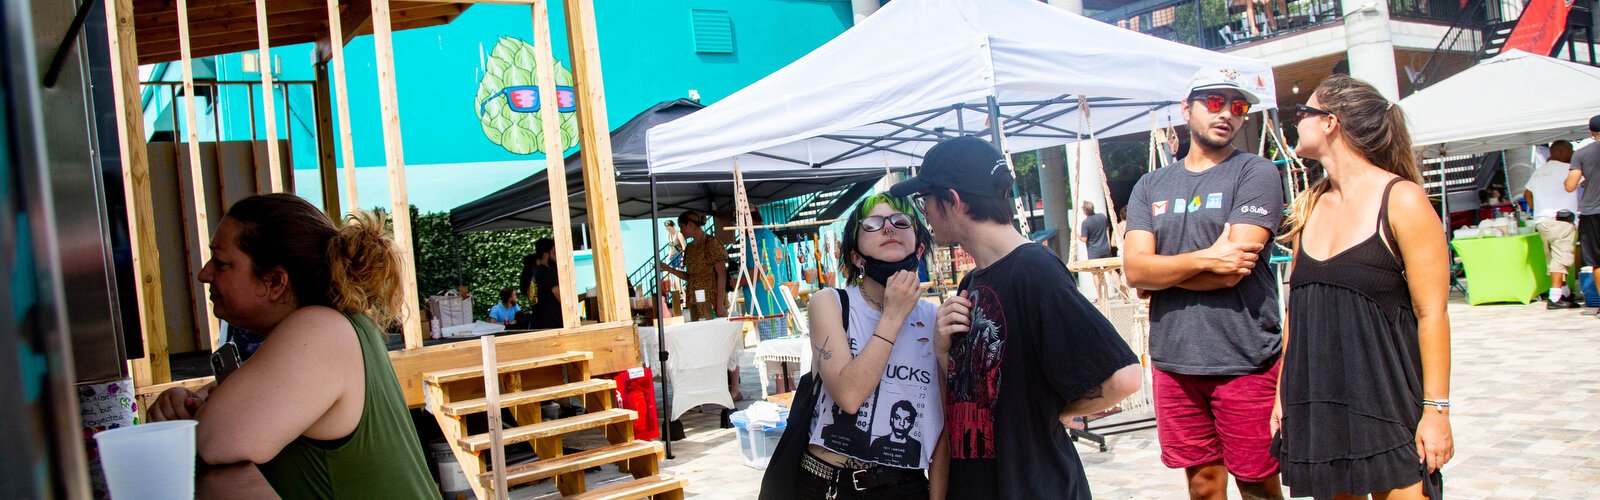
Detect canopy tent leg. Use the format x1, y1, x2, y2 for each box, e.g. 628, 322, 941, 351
648, 173, 674, 459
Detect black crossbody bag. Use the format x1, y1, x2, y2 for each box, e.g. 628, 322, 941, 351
758, 289, 848, 500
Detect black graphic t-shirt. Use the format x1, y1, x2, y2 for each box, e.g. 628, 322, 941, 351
946, 244, 1139, 498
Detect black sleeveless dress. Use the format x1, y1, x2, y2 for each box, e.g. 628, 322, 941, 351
1274, 178, 1443, 499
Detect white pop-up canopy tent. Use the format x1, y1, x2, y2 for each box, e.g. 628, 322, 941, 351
645, 0, 1278, 176
1402, 50, 1600, 157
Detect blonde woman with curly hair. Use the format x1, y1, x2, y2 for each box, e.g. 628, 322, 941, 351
149, 194, 435, 498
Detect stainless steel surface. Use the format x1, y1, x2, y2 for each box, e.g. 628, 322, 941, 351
36, 0, 128, 383
8, 0, 94, 496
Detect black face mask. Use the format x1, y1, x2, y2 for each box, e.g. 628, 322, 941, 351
862, 253, 920, 285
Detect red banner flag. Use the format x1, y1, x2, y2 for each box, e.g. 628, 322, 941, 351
1503, 0, 1575, 57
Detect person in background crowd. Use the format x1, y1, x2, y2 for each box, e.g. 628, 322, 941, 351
657, 210, 742, 400
147, 194, 435, 498
489, 287, 521, 325
1565, 114, 1600, 319
1274, 74, 1453, 499
1114, 206, 1128, 255
894, 136, 1141, 498
1122, 66, 1285, 500
792, 193, 944, 499
665, 220, 687, 270
522, 238, 562, 329
1526, 140, 1582, 308
1079, 200, 1114, 260
1079, 200, 1116, 300
658, 210, 728, 320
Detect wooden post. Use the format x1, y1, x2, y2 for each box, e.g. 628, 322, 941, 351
480, 336, 509, 499
562, 0, 629, 323
531, 0, 580, 328
371, 0, 425, 347
313, 64, 340, 221
254, 0, 284, 191
175, 0, 223, 352
327, 0, 361, 212
106, 0, 171, 385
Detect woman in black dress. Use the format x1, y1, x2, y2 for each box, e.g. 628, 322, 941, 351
1273, 75, 1454, 499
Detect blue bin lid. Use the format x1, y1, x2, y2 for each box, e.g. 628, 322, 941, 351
729, 409, 788, 431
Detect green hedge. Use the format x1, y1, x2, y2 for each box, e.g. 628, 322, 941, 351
409, 206, 552, 320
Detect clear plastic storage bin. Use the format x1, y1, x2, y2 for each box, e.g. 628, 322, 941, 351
729, 409, 788, 469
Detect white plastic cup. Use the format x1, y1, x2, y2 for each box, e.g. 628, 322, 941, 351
94, 420, 198, 500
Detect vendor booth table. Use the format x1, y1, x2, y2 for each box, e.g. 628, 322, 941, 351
637, 319, 743, 421
1451, 232, 1551, 305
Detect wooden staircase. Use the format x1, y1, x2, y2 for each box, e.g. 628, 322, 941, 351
423, 351, 685, 499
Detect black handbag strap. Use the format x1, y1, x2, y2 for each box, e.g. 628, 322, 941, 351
759, 287, 853, 500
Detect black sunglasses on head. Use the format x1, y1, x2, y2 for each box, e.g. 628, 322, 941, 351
1292, 103, 1333, 122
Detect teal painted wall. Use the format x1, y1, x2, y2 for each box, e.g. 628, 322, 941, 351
150, 1, 851, 172
145, 0, 854, 295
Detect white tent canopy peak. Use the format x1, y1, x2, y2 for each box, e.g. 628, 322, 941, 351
646, 0, 1277, 176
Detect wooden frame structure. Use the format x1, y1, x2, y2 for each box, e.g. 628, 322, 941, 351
109, 0, 638, 420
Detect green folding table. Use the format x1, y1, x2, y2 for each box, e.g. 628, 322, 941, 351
1450, 232, 1551, 305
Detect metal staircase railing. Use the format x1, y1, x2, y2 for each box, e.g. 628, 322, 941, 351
628, 242, 678, 297
1410, 0, 1499, 93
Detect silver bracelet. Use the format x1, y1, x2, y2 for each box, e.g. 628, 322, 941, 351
1421, 399, 1451, 413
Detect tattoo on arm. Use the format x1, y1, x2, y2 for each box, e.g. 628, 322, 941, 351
1071, 383, 1105, 403
816, 337, 834, 361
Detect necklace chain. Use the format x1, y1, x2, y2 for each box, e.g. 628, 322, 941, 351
860, 288, 884, 310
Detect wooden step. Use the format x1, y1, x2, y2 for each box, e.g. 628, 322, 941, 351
478, 440, 662, 487
568, 474, 685, 500
440, 379, 615, 417
459, 408, 636, 453
423, 351, 591, 385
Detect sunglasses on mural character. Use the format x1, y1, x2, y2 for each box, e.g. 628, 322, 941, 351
478, 85, 578, 116
1190, 94, 1252, 116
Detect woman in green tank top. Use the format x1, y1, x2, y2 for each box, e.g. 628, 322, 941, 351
148, 194, 435, 499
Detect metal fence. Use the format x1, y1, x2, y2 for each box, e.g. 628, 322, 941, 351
1094, 0, 1345, 51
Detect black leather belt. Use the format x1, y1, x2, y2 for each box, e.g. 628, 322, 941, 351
801, 451, 923, 493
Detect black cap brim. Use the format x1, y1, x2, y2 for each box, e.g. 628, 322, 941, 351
888, 177, 931, 198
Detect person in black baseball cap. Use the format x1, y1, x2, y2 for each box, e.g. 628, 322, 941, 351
900, 135, 1142, 499
888, 136, 1018, 245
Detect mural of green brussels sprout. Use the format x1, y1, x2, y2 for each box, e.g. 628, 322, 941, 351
475, 36, 580, 155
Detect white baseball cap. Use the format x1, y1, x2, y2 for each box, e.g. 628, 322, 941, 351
1188, 66, 1261, 104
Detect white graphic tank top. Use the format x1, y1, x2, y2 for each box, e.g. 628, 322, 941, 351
807, 287, 942, 469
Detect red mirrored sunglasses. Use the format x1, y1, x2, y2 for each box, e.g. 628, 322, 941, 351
1190, 94, 1251, 116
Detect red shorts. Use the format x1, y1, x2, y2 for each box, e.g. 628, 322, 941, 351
1152, 363, 1280, 482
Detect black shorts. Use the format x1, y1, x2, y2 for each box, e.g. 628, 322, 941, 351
1580, 214, 1600, 268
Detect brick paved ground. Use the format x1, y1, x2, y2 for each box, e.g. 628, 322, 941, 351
514, 293, 1600, 499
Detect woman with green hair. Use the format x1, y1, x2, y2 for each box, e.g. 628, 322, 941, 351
793, 193, 946, 499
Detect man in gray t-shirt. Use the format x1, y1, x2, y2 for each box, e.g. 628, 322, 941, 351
1078, 201, 1113, 259
1122, 67, 1285, 499
1566, 115, 1600, 275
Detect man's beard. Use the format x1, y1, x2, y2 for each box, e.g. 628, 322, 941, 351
1192, 127, 1236, 150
